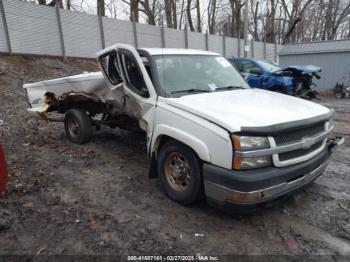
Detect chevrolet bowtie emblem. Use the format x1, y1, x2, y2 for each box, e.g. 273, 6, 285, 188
302, 137, 314, 149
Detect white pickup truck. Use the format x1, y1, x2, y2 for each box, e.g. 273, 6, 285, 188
24, 44, 344, 210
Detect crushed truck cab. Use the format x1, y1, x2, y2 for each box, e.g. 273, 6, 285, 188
23, 44, 344, 210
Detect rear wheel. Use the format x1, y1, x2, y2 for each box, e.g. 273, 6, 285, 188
157, 140, 204, 205
64, 109, 93, 144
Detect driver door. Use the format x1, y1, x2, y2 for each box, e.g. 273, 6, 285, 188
98, 44, 157, 147
117, 45, 157, 140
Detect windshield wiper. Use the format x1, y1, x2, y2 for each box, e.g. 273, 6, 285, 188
171, 89, 210, 94
215, 85, 244, 91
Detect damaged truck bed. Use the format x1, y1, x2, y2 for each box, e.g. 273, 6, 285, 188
25, 72, 115, 118
24, 71, 140, 132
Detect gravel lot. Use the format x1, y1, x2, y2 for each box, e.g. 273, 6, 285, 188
0, 54, 349, 258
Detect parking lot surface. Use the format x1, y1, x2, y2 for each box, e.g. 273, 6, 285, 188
0, 55, 349, 257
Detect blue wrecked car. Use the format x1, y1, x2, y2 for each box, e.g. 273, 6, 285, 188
227, 57, 321, 100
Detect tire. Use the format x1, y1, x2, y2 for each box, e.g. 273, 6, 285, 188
335, 92, 344, 99
64, 109, 93, 144
157, 140, 204, 205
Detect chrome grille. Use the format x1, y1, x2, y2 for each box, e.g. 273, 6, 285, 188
278, 141, 324, 161
274, 123, 325, 145
272, 122, 328, 166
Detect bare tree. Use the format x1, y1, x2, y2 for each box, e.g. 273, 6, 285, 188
186, 0, 195, 31
179, 0, 185, 28
207, 0, 217, 34
123, 0, 158, 25
195, 0, 202, 32
249, 0, 259, 41
130, 0, 139, 22
165, 0, 173, 27
66, 0, 71, 10
329, 1, 350, 39
265, 0, 277, 42
228, 0, 244, 38
35, 0, 350, 42
171, 0, 178, 28
281, 0, 313, 43
97, 0, 105, 16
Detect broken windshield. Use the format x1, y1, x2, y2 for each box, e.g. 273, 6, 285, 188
153, 55, 250, 97
256, 60, 281, 73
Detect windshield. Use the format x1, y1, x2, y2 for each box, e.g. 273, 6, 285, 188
256, 60, 281, 73
153, 55, 250, 97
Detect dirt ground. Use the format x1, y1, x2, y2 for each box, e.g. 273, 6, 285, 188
0, 54, 349, 259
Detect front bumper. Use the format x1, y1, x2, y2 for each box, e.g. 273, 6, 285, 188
203, 137, 344, 210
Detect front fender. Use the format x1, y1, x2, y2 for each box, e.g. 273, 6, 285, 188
151, 124, 211, 162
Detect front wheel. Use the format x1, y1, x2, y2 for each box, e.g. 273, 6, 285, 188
157, 140, 204, 205
64, 109, 93, 144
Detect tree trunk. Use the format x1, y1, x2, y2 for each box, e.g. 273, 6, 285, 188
196, 0, 202, 32
171, 0, 177, 29
186, 0, 195, 31
281, 0, 313, 43
235, 1, 242, 38
138, 0, 156, 25
165, 0, 173, 28
208, 0, 217, 34
97, 0, 105, 16
266, 0, 276, 43
179, 0, 185, 29
251, 0, 259, 41
130, 0, 139, 22
229, 0, 235, 37
323, 0, 334, 39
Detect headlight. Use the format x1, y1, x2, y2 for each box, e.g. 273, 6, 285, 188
232, 135, 269, 150
326, 119, 334, 131
231, 135, 271, 170
326, 119, 335, 138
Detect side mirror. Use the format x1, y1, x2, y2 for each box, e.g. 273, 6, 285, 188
250, 67, 262, 75
140, 87, 150, 98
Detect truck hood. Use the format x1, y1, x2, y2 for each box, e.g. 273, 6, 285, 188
164, 89, 330, 132
280, 65, 321, 73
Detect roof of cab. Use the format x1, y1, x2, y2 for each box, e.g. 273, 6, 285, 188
96, 43, 220, 58
139, 48, 219, 56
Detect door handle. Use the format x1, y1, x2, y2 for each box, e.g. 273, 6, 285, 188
121, 95, 129, 107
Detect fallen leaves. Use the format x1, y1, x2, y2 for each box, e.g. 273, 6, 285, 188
36, 246, 46, 255
51, 192, 61, 205
89, 220, 97, 231
22, 202, 34, 208
33, 178, 47, 190
283, 239, 299, 251
81, 149, 94, 159
14, 182, 25, 192
22, 142, 32, 148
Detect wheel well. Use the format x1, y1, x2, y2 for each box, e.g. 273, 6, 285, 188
150, 135, 203, 179
154, 135, 174, 157
154, 135, 200, 161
